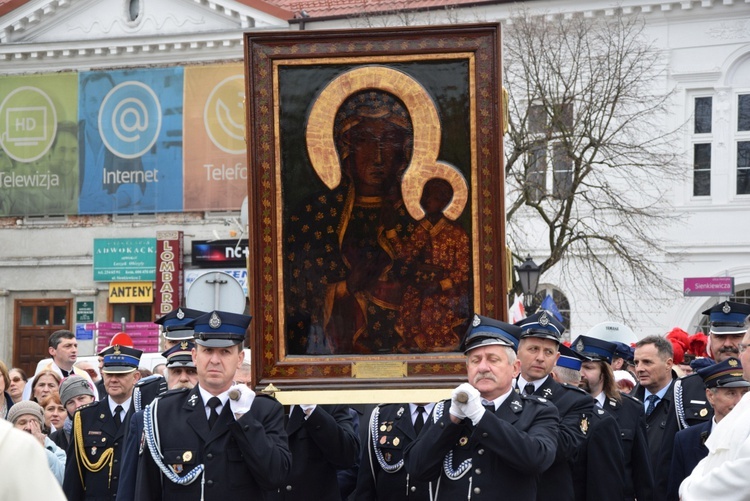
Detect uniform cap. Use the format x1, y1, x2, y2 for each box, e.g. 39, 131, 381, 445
102, 345, 143, 374
162, 340, 196, 368
460, 314, 521, 354
154, 307, 206, 341
701, 301, 750, 335
515, 310, 565, 343
697, 357, 750, 389
571, 335, 617, 364
556, 344, 584, 371
190, 310, 252, 348
612, 342, 634, 363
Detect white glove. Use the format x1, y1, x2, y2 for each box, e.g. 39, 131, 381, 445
299, 404, 317, 419
449, 383, 473, 421
454, 382, 484, 425
228, 384, 256, 417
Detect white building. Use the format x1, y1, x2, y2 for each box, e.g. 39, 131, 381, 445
1, 0, 748, 373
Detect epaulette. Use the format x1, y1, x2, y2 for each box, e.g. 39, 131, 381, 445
619, 392, 642, 404
134, 375, 168, 412
561, 383, 589, 395
156, 387, 190, 400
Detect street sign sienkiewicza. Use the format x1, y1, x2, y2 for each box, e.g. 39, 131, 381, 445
683, 277, 734, 297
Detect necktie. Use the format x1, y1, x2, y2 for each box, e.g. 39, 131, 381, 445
414, 406, 425, 434
113, 405, 123, 429
207, 397, 221, 429
483, 403, 495, 413
645, 394, 659, 416
523, 382, 535, 396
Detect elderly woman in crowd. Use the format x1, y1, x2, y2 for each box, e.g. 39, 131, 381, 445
40, 393, 67, 433
8, 368, 27, 404
31, 370, 61, 403
7, 400, 66, 484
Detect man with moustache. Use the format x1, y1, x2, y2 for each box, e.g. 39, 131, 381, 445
406, 314, 559, 500
573, 335, 654, 501
680, 319, 750, 501
673, 301, 750, 429
515, 311, 594, 501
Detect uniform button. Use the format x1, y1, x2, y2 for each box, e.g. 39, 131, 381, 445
473, 487, 481, 494
114, 459, 118, 464
477, 449, 485, 455
475, 468, 482, 474
439, 422, 445, 428
410, 486, 416, 492
207, 480, 214, 487
286, 485, 293, 491
113, 476, 118, 481
481, 432, 488, 437
207, 453, 213, 459
114, 442, 119, 447
243, 425, 250, 431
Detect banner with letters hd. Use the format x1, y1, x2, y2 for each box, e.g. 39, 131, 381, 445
183, 64, 247, 211
0, 73, 78, 216
77, 67, 184, 215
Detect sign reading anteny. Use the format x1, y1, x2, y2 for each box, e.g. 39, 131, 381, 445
684, 277, 734, 297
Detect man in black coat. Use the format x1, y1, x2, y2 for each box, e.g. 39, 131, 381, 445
630, 335, 679, 500
673, 301, 750, 429
406, 314, 559, 500
573, 335, 654, 501
135, 310, 291, 500
515, 311, 594, 501
354, 402, 435, 500
63, 346, 143, 500
272, 402, 359, 501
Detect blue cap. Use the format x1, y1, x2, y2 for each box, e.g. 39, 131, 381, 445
556, 344, 584, 371
697, 357, 750, 388
690, 357, 715, 371
102, 345, 143, 374
571, 335, 617, 364
161, 340, 196, 368
515, 310, 565, 343
612, 342, 634, 362
702, 301, 750, 335
155, 307, 206, 341
190, 310, 252, 348
460, 314, 521, 353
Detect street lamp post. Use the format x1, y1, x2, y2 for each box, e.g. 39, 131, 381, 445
515, 256, 541, 309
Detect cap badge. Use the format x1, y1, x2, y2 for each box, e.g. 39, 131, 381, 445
539, 312, 549, 326
729, 359, 739, 367
180, 340, 189, 350
113, 345, 121, 355
176, 309, 185, 320
472, 314, 481, 327
576, 339, 584, 352
723, 302, 731, 314
209, 312, 222, 329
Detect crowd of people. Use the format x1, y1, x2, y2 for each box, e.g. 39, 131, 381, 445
3, 301, 750, 500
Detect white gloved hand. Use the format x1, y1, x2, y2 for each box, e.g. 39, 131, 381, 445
449, 383, 474, 421
228, 384, 256, 417
464, 383, 487, 426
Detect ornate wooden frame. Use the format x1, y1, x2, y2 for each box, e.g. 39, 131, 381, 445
244, 24, 507, 392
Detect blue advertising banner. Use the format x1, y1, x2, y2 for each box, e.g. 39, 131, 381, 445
77, 68, 184, 214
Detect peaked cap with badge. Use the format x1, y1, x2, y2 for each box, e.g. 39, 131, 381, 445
697, 357, 750, 388
190, 310, 252, 348
556, 344, 585, 371
155, 307, 206, 341
515, 309, 565, 343
162, 340, 196, 368
571, 335, 618, 364
702, 300, 750, 335
101, 345, 143, 374
460, 313, 521, 353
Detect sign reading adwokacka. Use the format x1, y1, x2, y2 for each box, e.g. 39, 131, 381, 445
93, 238, 157, 282
683, 277, 734, 297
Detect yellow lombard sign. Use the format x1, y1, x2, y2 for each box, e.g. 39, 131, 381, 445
108, 282, 154, 303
